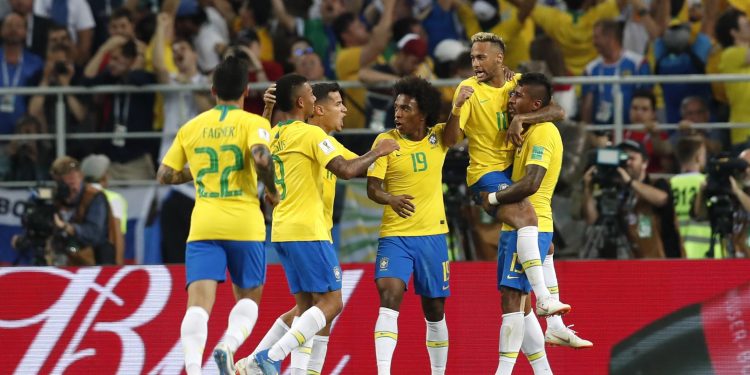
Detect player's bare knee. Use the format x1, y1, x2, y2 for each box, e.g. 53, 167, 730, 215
500, 287, 524, 313
421, 297, 445, 321
378, 288, 404, 310
547, 242, 555, 256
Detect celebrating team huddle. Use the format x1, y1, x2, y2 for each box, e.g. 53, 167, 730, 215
158, 32, 591, 375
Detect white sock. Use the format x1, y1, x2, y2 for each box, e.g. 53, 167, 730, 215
307, 335, 329, 374
220, 298, 258, 352
522, 312, 552, 374
268, 306, 326, 362
290, 317, 313, 375
252, 317, 290, 354
496, 312, 524, 375
181, 306, 209, 375
426, 316, 449, 375
517, 226, 550, 300
542, 254, 566, 331
375, 307, 399, 375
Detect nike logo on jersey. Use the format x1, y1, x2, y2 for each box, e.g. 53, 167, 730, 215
479, 99, 490, 104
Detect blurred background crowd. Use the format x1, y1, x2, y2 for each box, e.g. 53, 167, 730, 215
3, 0, 750, 265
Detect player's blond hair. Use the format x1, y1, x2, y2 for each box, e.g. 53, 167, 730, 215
470, 32, 506, 53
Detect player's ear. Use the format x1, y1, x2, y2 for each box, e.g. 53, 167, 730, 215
314, 104, 324, 116
210, 86, 217, 97
296, 95, 304, 109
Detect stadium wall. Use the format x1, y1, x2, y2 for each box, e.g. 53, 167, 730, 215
1, 260, 748, 374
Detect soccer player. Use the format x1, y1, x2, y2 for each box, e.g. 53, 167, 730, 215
157, 56, 278, 375
252, 73, 399, 375
235, 82, 357, 375
444, 32, 568, 317
366, 77, 449, 375
479, 72, 561, 374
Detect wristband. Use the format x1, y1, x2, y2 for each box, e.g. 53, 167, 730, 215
451, 106, 462, 116
488, 192, 499, 205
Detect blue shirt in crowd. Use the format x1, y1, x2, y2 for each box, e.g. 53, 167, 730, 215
0, 47, 43, 134
583, 50, 651, 125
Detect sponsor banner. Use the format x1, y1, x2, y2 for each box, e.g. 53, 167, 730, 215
1, 260, 749, 374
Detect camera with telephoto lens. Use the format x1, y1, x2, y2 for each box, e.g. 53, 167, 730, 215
591, 147, 629, 189
704, 155, 748, 237
13, 182, 80, 265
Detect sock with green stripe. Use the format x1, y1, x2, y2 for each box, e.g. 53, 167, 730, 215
307, 335, 329, 374
426, 316, 448, 375
375, 307, 399, 375
542, 254, 566, 331
290, 317, 314, 375
517, 226, 550, 300
268, 306, 326, 362
496, 311, 524, 375
221, 298, 258, 352
522, 312, 552, 374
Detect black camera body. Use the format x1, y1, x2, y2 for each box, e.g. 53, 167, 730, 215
591, 147, 629, 189
13, 183, 74, 265
704, 156, 748, 239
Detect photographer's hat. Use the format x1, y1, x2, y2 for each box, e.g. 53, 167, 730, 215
617, 140, 649, 160
81, 154, 111, 181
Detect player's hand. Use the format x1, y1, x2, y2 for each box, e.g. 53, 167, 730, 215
388, 194, 415, 218
503, 66, 516, 82
264, 190, 280, 207
263, 84, 277, 105
374, 139, 400, 157
506, 115, 525, 147
453, 86, 474, 109
479, 191, 494, 213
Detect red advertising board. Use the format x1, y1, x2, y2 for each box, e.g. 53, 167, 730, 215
1, 260, 749, 374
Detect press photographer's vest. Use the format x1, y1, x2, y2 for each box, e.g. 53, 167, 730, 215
669, 173, 722, 259
71, 184, 120, 264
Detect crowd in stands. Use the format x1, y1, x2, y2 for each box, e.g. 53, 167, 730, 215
2, 0, 750, 261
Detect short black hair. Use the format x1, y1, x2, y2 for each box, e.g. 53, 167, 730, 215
312, 82, 341, 104
119, 39, 138, 59
518, 72, 553, 107
275, 73, 308, 112
392, 17, 420, 43
393, 76, 441, 127
594, 19, 624, 45
716, 8, 745, 48
332, 12, 356, 45
632, 89, 657, 111
213, 55, 250, 101
110, 7, 133, 23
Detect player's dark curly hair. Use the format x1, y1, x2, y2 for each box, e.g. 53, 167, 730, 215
392, 77, 441, 127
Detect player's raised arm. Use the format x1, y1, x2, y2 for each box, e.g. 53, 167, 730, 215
444, 85, 473, 147
506, 100, 566, 147
325, 139, 399, 180
157, 164, 193, 185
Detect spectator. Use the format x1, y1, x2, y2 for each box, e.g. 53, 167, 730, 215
0, 12, 44, 134
581, 19, 650, 126
292, 46, 326, 81
92, 8, 146, 74
624, 90, 673, 173
716, 8, 750, 146
621, 0, 668, 56
581, 140, 675, 258
28, 44, 92, 159
9, 0, 51, 58
46, 24, 74, 52
456, 0, 535, 70
359, 34, 429, 129
654, 20, 713, 125
333, 0, 396, 129
528, 35, 577, 119
4, 116, 52, 181
417, 0, 463, 54
174, 4, 226, 73
233, 29, 284, 116
80, 153, 126, 264
33, 0, 95, 65
83, 38, 157, 180
676, 96, 726, 155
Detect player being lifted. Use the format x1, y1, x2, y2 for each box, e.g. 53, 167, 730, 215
157, 56, 278, 375
480, 73, 561, 374
251, 74, 398, 375
367, 77, 451, 375
446, 32, 592, 348
235, 82, 358, 375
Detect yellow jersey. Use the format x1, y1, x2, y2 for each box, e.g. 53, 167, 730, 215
531, 0, 620, 75
455, 74, 520, 186
322, 138, 358, 241
368, 123, 449, 237
502, 122, 562, 232
718, 46, 750, 144
162, 105, 272, 242
270, 120, 344, 242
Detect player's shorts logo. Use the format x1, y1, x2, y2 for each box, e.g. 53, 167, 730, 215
333, 266, 342, 281
379, 257, 389, 270
498, 183, 510, 191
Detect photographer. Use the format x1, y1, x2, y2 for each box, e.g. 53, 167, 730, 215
582, 140, 679, 259
11, 156, 119, 265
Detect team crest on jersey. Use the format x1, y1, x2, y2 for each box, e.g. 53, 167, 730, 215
428, 133, 437, 145
498, 183, 510, 191
333, 266, 342, 281
379, 257, 389, 270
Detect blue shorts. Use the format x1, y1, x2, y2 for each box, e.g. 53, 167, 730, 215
469, 167, 514, 203
185, 240, 266, 289
375, 235, 450, 298
274, 241, 342, 294
497, 231, 553, 293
